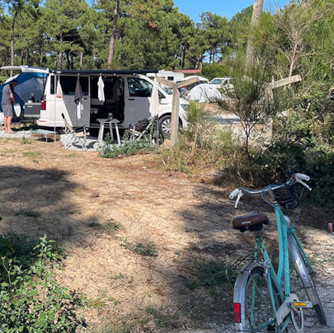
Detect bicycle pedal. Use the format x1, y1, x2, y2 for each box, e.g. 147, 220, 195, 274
267, 324, 276, 331
291, 301, 313, 308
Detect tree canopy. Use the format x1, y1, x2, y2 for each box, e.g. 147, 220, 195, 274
0, 0, 332, 89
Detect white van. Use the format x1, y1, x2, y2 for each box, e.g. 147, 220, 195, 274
0, 66, 188, 135
37, 69, 188, 135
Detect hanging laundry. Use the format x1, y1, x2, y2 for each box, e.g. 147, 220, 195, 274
98, 75, 105, 102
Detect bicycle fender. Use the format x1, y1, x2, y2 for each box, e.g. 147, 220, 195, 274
234, 262, 264, 331
288, 234, 319, 306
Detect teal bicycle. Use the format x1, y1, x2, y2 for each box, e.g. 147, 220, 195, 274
229, 172, 327, 332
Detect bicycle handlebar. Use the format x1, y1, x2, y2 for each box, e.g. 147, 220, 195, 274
294, 173, 312, 191
229, 188, 240, 200
229, 173, 312, 208
294, 173, 310, 181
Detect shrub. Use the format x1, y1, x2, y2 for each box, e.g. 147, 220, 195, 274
217, 60, 275, 160
99, 132, 157, 159
0, 234, 85, 332
161, 102, 241, 175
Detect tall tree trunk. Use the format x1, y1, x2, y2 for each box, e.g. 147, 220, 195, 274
245, 0, 264, 69
57, 35, 63, 70
39, 48, 43, 67
198, 55, 203, 70
181, 46, 186, 69
66, 50, 70, 70
10, 10, 18, 77
107, 0, 119, 69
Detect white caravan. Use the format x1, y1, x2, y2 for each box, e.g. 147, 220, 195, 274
38, 69, 188, 135
1, 67, 189, 135
146, 70, 184, 83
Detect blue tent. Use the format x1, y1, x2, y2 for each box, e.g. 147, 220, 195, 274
0, 67, 48, 112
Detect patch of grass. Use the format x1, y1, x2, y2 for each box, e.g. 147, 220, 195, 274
145, 305, 179, 329
99, 324, 134, 333
64, 153, 79, 158
0, 149, 17, 155
110, 273, 124, 280
23, 151, 42, 158
112, 326, 133, 333
88, 220, 122, 235
121, 240, 158, 257
81, 295, 119, 308
186, 259, 238, 295
21, 136, 33, 144
82, 297, 106, 308
15, 209, 41, 218
68, 210, 82, 215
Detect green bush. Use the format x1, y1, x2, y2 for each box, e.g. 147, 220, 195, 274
99, 132, 157, 159
161, 102, 241, 175
0, 234, 85, 332
251, 141, 334, 211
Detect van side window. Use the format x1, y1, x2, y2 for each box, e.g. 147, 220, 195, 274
59, 76, 89, 95
128, 78, 152, 97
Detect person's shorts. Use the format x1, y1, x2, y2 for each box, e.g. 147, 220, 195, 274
2, 105, 12, 117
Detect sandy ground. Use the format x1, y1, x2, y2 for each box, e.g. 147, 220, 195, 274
0, 134, 333, 332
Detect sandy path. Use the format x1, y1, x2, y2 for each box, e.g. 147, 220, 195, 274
0, 137, 333, 332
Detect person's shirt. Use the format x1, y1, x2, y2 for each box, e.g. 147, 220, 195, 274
1, 84, 14, 105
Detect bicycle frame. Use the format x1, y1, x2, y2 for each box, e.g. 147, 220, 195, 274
252, 204, 294, 331
251, 202, 315, 332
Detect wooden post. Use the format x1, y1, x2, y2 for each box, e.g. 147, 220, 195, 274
266, 74, 302, 140
268, 75, 302, 90
171, 83, 179, 145
157, 77, 199, 147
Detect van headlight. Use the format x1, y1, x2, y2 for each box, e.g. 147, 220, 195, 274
181, 104, 189, 111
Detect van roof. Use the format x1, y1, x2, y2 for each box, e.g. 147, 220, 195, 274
51, 69, 158, 75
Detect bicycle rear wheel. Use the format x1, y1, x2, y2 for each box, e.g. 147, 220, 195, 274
288, 233, 327, 325
234, 264, 282, 332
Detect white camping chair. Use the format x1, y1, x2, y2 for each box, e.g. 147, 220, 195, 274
61, 113, 87, 150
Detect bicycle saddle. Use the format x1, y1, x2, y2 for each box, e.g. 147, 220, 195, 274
232, 212, 269, 232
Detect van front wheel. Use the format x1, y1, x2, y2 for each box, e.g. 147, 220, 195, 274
159, 115, 182, 138
158, 115, 171, 137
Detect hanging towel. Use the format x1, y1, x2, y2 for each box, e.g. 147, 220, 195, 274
74, 76, 83, 119
149, 78, 159, 117
98, 75, 105, 102
56, 78, 63, 97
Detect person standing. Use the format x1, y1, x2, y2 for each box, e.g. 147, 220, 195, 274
1, 80, 18, 133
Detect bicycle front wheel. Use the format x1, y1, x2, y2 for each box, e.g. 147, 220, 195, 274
234, 264, 282, 332
288, 233, 327, 325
